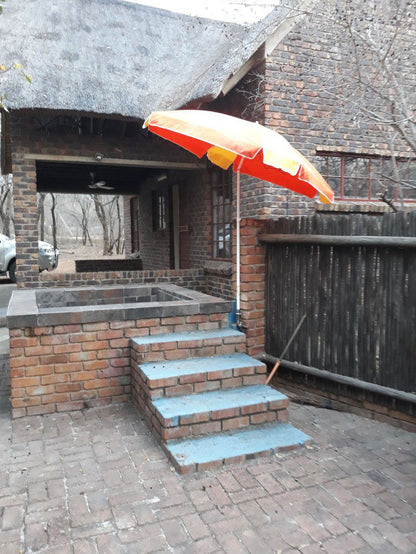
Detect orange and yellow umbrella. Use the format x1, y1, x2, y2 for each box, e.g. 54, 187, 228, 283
144, 110, 334, 204
144, 110, 334, 323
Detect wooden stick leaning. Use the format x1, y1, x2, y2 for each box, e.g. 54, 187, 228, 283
265, 314, 307, 385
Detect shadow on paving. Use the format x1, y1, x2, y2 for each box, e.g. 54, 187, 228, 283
0, 396, 414, 553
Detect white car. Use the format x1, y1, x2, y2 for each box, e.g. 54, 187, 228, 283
0, 234, 59, 283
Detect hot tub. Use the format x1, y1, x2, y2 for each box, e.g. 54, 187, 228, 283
7, 284, 233, 418
7, 283, 232, 327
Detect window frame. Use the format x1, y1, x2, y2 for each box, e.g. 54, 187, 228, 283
316, 152, 416, 203
211, 169, 232, 261
152, 190, 168, 231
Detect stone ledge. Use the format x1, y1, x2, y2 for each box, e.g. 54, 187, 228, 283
203, 260, 233, 277
315, 202, 392, 214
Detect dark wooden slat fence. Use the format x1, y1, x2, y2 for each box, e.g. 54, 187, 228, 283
263, 212, 416, 393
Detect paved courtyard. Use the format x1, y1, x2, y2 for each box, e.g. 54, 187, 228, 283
0, 398, 414, 554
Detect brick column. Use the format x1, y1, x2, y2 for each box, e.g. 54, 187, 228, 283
12, 154, 39, 287
235, 218, 267, 357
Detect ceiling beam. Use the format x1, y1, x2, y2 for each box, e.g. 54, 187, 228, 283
24, 154, 201, 170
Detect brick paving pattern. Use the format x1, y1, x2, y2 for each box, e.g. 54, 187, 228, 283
0, 401, 414, 553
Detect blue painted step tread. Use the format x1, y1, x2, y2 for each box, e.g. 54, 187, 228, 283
153, 384, 286, 419
166, 423, 311, 467
132, 328, 245, 346
140, 353, 265, 380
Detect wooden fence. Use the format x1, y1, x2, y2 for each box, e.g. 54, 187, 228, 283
262, 211, 416, 393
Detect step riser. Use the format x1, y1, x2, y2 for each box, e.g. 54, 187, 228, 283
130, 329, 307, 473
163, 437, 310, 475
137, 404, 288, 443
131, 367, 271, 437
132, 362, 266, 400
132, 340, 246, 364
158, 406, 289, 441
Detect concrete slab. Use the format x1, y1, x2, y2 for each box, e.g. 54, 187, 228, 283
140, 353, 265, 380
131, 328, 245, 345
165, 423, 311, 468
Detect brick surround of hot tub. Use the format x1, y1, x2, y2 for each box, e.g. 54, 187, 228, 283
7, 284, 232, 418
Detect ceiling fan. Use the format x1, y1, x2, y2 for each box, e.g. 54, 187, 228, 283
88, 172, 115, 191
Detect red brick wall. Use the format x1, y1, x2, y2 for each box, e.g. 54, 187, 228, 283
11, 155, 41, 285
39, 267, 205, 289
10, 311, 229, 418
263, 5, 416, 214
235, 218, 267, 357
9, 110, 203, 287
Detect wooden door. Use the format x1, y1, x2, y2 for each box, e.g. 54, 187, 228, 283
172, 184, 190, 269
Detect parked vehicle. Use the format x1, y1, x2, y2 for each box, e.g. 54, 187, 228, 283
0, 234, 59, 283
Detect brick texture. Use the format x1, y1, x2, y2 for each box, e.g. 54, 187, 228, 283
10, 311, 229, 418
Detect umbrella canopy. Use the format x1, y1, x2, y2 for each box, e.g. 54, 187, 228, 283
144, 110, 334, 204
144, 109, 334, 325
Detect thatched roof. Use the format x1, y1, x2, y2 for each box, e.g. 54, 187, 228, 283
0, 0, 304, 119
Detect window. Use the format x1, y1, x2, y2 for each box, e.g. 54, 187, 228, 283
316, 154, 416, 202
212, 170, 232, 260
152, 191, 167, 231
130, 197, 140, 252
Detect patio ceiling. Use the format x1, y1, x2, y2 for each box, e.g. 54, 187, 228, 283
36, 161, 175, 195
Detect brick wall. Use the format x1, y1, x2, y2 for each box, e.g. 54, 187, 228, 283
136, 178, 172, 270
262, 2, 416, 214
11, 155, 40, 285
39, 268, 205, 290
9, 110, 201, 287
203, 261, 234, 300
123, 195, 133, 256
235, 218, 267, 357
10, 311, 229, 418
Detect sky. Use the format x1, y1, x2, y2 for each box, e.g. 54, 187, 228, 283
123, 0, 276, 24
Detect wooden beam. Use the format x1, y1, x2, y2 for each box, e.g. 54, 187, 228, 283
258, 233, 416, 248
261, 353, 416, 405
24, 154, 201, 170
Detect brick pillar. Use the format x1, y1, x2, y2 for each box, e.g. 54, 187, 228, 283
123, 195, 133, 256
12, 154, 40, 287
235, 218, 267, 357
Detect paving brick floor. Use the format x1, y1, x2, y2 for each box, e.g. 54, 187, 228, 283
0, 401, 414, 553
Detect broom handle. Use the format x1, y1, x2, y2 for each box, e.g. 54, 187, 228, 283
265, 313, 306, 385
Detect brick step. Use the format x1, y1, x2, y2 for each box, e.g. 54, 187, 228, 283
152, 384, 289, 441
131, 328, 246, 363
163, 422, 312, 474
135, 353, 267, 400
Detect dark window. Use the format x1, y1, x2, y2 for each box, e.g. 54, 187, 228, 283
152, 191, 167, 231
130, 197, 140, 252
316, 153, 416, 202
212, 170, 232, 260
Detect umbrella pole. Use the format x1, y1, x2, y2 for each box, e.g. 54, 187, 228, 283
236, 163, 242, 328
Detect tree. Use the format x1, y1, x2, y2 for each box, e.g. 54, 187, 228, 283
37, 193, 46, 241
0, 173, 13, 235
261, 0, 416, 207
91, 194, 124, 256
71, 195, 93, 246
327, 0, 416, 206
37, 192, 57, 246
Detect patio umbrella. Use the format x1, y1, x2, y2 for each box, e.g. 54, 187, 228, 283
144, 110, 334, 323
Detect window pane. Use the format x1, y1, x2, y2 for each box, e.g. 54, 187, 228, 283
211, 171, 232, 260
317, 154, 415, 202
343, 157, 369, 198
316, 156, 341, 197
397, 160, 416, 200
